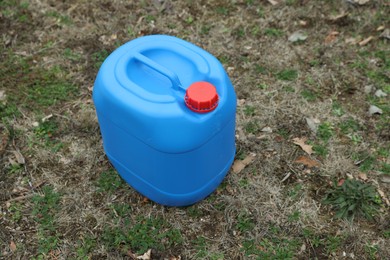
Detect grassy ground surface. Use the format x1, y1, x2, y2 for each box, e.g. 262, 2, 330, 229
1, 0, 389, 259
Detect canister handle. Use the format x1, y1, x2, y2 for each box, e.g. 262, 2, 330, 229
133, 53, 182, 91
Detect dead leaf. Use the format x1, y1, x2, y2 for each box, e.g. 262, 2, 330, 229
292, 137, 314, 155
377, 189, 390, 206
329, 12, 349, 22
12, 150, 25, 164
345, 37, 359, 45
232, 153, 255, 174
99, 34, 118, 45
324, 31, 339, 44
337, 179, 345, 186
376, 25, 385, 31
353, 0, 370, 5
42, 114, 53, 122
137, 249, 151, 260
237, 99, 246, 107
10, 241, 16, 252
274, 135, 284, 142
299, 20, 308, 26
9, 158, 17, 166
359, 36, 373, 46
294, 156, 320, 168
267, 0, 279, 5
357, 172, 368, 181
281, 172, 293, 182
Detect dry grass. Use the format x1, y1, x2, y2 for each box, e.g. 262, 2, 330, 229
1, 0, 389, 259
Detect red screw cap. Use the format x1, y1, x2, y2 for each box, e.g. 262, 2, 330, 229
185, 81, 219, 113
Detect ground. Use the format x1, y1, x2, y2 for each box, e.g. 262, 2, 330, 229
0, 0, 389, 259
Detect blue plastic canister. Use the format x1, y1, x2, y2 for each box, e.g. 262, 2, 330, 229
93, 35, 236, 206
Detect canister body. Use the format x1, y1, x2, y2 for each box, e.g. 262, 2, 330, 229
93, 35, 236, 206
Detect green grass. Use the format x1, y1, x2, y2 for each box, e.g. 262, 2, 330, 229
215, 6, 229, 15
110, 203, 132, 218
76, 235, 97, 259
365, 243, 379, 260
92, 49, 110, 68
194, 236, 207, 258
102, 215, 183, 254
302, 228, 322, 248
28, 81, 77, 107
187, 206, 203, 218
257, 83, 268, 89
96, 169, 126, 193
7, 163, 24, 174
245, 121, 260, 134
63, 48, 82, 61
242, 237, 300, 259
301, 89, 317, 101
276, 128, 290, 139
288, 184, 303, 200
218, 55, 230, 64
45, 11, 72, 25
241, 223, 301, 258
9, 202, 23, 222
339, 118, 361, 135
264, 28, 284, 37
313, 143, 328, 157
323, 179, 381, 221
357, 155, 376, 172
244, 105, 256, 116
234, 28, 246, 38
255, 64, 268, 74
193, 236, 225, 259
32, 118, 64, 151
236, 213, 255, 233
276, 69, 298, 81
34, 120, 58, 140
0, 52, 78, 117
31, 186, 61, 257
380, 163, 390, 175
288, 210, 301, 222
317, 122, 333, 143
325, 235, 343, 255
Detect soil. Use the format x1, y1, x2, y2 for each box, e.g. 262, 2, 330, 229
0, 0, 389, 259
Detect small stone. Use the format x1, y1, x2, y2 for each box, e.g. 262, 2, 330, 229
364, 85, 373, 94
288, 31, 308, 42
0, 90, 5, 102
374, 89, 387, 97
306, 117, 318, 133
261, 126, 273, 133
380, 28, 390, 40
381, 175, 390, 183
368, 105, 383, 115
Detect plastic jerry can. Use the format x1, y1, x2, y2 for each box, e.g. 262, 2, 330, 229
93, 35, 236, 206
